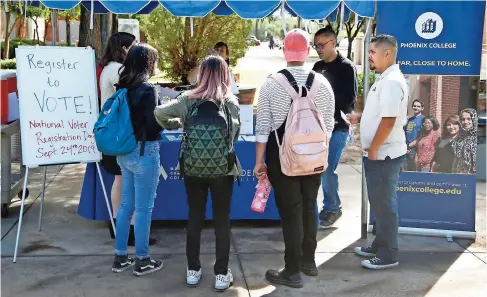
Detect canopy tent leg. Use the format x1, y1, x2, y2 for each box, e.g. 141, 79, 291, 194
51, 9, 57, 46
361, 17, 372, 239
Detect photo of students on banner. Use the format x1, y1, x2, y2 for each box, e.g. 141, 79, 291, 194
402, 75, 478, 175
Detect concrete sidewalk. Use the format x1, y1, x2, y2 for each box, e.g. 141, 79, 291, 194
1, 163, 485, 297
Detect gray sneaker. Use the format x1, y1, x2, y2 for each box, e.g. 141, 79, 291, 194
354, 246, 376, 257
133, 257, 164, 276
319, 210, 342, 229
361, 257, 399, 270
112, 254, 135, 273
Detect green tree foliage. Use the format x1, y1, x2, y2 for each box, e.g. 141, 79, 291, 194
25, 6, 50, 42
141, 8, 252, 84
2, 1, 22, 59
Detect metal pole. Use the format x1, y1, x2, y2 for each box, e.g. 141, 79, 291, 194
13, 167, 29, 263
96, 162, 116, 237
51, 9, 57, 46
37, 166, 47, 231
361, 18, 372, 239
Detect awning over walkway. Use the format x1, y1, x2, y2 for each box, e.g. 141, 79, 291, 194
25, 0, 376, 19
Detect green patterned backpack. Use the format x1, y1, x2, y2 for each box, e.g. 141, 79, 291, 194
179, 99, 236, 178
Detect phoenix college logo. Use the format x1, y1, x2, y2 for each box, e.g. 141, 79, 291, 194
415, 12, 443, 40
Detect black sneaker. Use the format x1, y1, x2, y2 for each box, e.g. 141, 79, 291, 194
112, 254, 135, 273
319, 210, 342, 229
354, 246, 376, 257
133, 257, 164, 276
300, 261, 318, 276
361, 257, 399, 270
265, 269, 303, 288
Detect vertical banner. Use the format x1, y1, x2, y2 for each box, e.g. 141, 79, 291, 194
377, 0, 485, 75
371, 1, 485, 237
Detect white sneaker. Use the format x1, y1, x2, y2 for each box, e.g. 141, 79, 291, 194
186, 268, 202, 287
215, 269, 233, 292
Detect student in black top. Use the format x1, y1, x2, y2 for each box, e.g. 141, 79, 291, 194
431, 115, 460, 173
111, 43, 164, 277
312, 25, 357, 228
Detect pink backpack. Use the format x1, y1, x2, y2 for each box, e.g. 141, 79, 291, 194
270, 70, 329, 176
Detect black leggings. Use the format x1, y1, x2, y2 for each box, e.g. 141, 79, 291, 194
184, 175, 234, 275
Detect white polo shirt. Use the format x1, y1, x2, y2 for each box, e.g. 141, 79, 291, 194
360, 64, 409, 160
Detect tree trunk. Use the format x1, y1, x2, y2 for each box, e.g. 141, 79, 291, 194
3, 12, 11, 59
111, 14, 118, 33
347, 38, 353, 60
254, 21, 259, 38
33, 19, 40, 42
66, 17, 71, 45
101, 13, 112, 50
43, 16, 50, 43
2, 13, 20, 59
297, 17, 302, 29
78, 5, 102, 59
78, 5, 91, 47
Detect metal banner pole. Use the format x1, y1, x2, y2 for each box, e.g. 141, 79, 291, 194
37, 166, 47, 231
96, 162, 116, 237
361, 18, 372, 239
13, 167, 30, 263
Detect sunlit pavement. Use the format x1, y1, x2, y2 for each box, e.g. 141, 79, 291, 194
1, 163, 485, 297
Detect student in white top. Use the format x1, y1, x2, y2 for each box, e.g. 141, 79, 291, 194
98, 32, 155, 246
347, 35, 408, 270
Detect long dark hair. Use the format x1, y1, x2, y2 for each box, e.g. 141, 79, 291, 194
214, 41, 230, 66
99, 32, 136, 67
117, 43, 159, 89
442, 115, 460, 138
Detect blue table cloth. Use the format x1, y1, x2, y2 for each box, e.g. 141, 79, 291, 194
77, 136, 282, 221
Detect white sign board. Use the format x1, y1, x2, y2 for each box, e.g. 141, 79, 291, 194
239, 105, 254, 135
16, 46, 100, 167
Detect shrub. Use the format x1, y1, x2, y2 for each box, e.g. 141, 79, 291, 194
0, 59, 16, 69
357, 70, 376, 97
141, 7, 252, 84
1, 39, 45, 59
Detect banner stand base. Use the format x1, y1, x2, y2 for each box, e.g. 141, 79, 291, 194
368, 225, 476, 240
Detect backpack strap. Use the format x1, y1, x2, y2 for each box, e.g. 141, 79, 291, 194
308, 71, 323, 100
277, 69, 300, 94
305, 71, 316, 91
275, 69, 309, 98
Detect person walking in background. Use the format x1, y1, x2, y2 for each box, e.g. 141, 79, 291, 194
404, 100, 425, 171
111, 43, 163, 276
98, 32, 156, 246
414, 116, 441, 172
347, 34, 408, 270
431, 115, 461, 173
452, 108, 478, 174
154, 55, 241, 292
312, 25, 357, 228
254, 29, 335, 288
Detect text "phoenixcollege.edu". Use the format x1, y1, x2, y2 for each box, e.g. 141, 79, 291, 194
397, 186, 462, 195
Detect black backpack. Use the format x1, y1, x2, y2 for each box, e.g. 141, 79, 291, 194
179, 99, 236, 178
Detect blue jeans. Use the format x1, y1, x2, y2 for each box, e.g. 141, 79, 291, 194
115, 141, 160, 258
321, 131, 349, 213
363, 155, 406, 262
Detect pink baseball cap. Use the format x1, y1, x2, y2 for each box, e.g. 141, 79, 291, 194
283, 29, 310, 62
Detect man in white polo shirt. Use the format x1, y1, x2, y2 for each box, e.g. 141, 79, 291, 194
347, 34, 408, 270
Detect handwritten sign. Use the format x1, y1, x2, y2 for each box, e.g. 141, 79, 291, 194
16, 46, 100, 167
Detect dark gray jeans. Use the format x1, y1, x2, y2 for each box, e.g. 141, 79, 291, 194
363, 155, 406, 262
